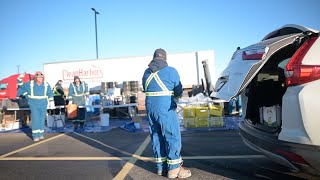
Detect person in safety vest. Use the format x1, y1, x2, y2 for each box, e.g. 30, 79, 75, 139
68, 76, 89, 131
17, 71, 54, 142
53, 80, 66, 106
142, 48, 191, 178
52, 80, 66, 115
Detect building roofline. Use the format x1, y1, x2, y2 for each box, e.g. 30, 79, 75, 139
43, 49, 214, 65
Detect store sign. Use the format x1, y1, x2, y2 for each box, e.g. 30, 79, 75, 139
62, 65, 104, 80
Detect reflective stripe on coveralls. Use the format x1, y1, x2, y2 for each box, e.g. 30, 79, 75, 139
145, 91, 173, 96
155, 157, 167, 163
29, 80, 48, 99
68, 82, 86, 99
145, 71, 174, 96
32, 129, 45, 133
167, 158, 182, 165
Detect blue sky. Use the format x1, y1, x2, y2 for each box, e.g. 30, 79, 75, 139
1, 0, 319, 80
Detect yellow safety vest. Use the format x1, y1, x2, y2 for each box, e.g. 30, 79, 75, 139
53, 86, 61, 96
145, 71, 174, 96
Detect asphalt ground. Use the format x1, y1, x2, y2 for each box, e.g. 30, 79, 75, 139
0, 128, 317, 180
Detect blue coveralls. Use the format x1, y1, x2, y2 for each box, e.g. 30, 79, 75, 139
17, 80, 53, 138
142, 66, 183, 171
68, 81, 89, 124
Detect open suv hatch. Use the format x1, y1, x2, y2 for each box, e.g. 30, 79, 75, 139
211, 24, 320, 175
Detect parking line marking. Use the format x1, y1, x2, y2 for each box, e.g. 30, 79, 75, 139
0, 155, 265, 161
183, 155, 266, 159
113, 135, 151, 180
0, 133, 66, 158
0, 157, 132, 161
73, 132, 133, 156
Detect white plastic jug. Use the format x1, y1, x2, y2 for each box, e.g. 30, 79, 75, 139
134, 122, 140, 129
100, 113, 110, 126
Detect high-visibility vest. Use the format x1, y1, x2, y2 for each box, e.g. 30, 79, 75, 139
53, 86, 62, 96
71, 82, 86, 97
145, 71, 174, 96
28, 80, 48, 99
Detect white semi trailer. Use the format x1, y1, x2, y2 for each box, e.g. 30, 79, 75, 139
43, 50, 215, 92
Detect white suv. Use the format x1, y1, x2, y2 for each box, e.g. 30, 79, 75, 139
211, 24, 320, 175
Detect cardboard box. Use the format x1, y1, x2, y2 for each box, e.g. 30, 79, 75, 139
1, 121, 20, 131
137, 100, 146, 111
3, 114, 15, 122
137, 91, 146, 101
259, 105, 281, 127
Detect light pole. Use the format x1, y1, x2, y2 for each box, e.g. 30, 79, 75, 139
91, 8, 99, 59
17, 65, 20, 74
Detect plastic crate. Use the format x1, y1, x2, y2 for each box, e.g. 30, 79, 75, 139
183, 107, 196, 118
195, 107, 209, 118
210, 105, 223, 117
210, 117, 224, 127
184, 118, 196, 128
196, 118, 209, 128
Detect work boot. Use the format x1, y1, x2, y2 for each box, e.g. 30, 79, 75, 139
39, 135, 44, 140
33, 137, 40, 142
157, 169, 168, 176
168, 166, 191, 179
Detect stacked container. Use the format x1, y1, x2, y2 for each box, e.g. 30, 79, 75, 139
183, 102, 224, 129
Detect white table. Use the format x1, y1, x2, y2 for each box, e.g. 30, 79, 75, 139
1, 103, 138, 125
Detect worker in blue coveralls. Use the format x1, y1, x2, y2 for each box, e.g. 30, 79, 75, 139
68, 76, 89, 131
142, 48, 191, 178
17, 71, 54, 142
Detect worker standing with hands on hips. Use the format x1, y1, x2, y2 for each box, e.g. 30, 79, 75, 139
68, 76, 89, 132
142, 48, 191, 178
17, 71, 54, 142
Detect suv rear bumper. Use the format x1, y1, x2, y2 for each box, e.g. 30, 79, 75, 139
239, 120, 320, 174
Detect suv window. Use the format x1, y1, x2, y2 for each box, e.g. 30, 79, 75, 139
263, 27, 303, 41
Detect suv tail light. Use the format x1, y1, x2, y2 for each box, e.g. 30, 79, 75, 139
285, 36, 320, 86
276, 149, 309, 165
242, 47, 269, 60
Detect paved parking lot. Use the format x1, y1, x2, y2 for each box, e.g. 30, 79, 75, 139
0, 128, 317, 180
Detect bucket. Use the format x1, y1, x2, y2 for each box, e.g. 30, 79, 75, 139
100, 113, 110, 126
67, 104, 78, 119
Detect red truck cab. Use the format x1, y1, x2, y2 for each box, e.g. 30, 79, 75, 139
0, 73, 34, 102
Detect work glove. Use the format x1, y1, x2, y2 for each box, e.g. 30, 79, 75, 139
68, 101, 73, 105
17, 74, 25, 80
